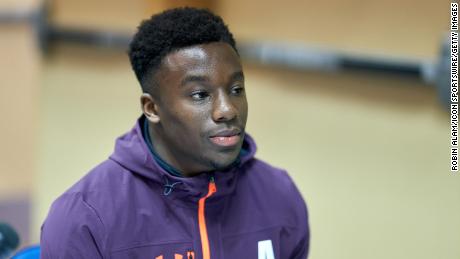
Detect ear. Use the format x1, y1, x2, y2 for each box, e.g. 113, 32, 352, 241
141, 93, 160, 123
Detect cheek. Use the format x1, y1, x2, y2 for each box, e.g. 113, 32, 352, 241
167, 103, 210, 138
238, 98, 249, 122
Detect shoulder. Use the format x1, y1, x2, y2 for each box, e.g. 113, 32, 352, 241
40, 159, 139, 257
243, 158, 301, 197
58, 158, 145, 210
42, 159, 130, 236
55, 157, 151, 218
240, 158, 308, 216
228, 157, 309, 240
41, 191, 107, 258
43, 191, 105, 234
41, 159, 122, 236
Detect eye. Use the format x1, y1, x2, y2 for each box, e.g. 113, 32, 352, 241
190, 91, 209, 101
231, 85, 245, 95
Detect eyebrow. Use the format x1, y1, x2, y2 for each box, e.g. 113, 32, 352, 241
230, 71, 245, 82
181, 75, 209, 87
180, 71, 245, 87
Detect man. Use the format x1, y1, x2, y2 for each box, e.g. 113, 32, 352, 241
41, 7, 309, 259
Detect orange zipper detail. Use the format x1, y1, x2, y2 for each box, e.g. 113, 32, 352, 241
198, 177, 217, 259
187, 251, 195, 259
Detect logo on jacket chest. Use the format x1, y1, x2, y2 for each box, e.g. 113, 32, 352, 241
153, 240, 275, 259
155, 251, 195, 259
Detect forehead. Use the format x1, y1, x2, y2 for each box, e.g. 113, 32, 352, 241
158, 42, 242, 81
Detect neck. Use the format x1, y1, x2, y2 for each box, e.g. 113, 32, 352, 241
148, 122, 209, 177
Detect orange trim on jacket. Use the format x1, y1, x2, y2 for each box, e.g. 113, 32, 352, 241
198, 178, 217, 259
187, 251, 195, 259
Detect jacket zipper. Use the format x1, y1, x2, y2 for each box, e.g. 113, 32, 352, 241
198, 176, 217, 259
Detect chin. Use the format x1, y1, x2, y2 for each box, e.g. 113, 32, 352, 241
210, 162, 234, 171
209, 154, 239, 171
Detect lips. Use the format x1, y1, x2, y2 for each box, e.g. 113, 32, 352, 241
210, 135, 241, 147
209, 128, 241, 147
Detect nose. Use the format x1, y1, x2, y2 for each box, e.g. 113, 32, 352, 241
212, 91, 237, 122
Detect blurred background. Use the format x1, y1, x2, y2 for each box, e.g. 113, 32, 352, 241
0, 0, 459, 258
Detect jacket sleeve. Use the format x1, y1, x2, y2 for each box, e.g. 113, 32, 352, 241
284, 171, 310, 259
40, 192, 106, 259
290, 204, 310, 259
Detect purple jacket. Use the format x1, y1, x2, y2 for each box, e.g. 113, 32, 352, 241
40, 118, 309, 259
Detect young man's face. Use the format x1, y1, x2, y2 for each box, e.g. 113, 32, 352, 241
144, 42, 248, 175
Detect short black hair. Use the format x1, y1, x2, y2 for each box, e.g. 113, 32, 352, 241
128, 7, 237, 92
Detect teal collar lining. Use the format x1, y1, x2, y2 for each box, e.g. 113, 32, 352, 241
143, 118, 183, 177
